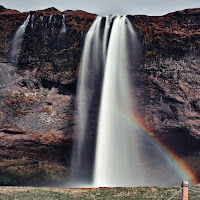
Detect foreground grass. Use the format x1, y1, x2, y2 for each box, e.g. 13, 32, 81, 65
1, 185, 200, 199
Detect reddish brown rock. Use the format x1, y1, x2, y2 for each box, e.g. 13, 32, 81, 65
0, 5, 21, 14
36, 7, 62, 16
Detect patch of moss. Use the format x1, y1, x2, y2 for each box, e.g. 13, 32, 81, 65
0, 158, 69, 186
0, 174, 17, 185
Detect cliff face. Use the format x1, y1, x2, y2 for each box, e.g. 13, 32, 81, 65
129, 9, 200, 141
0, 5, 200, 185
128, 10, 200, 156
0, 6, 96, 186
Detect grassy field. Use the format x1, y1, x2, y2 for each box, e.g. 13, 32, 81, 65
0, 185, 200, 199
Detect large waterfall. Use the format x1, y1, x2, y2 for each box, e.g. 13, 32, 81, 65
72, 15, 189, 187
93, 16, 146, 187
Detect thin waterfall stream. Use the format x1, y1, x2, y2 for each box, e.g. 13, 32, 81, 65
10, 14, 30, 63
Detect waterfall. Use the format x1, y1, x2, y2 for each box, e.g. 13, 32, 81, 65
40, 15, 44, 21
60, 14, 67, 34
71, 15, 189, 187
31, 15, 35, 29
48, 15, 53, 24
10, 14, 30, 63
48, 15, 54, 33
70, 16, 105, 184
93, 16, 146, 187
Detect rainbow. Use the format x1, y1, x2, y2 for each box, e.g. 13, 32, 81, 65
116, 107, 198, 185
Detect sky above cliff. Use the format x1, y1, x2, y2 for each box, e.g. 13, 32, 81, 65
0, 0, 199, 16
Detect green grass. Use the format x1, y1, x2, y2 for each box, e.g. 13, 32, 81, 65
1, 185, 200, 199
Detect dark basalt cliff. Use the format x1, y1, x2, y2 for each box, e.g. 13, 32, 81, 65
0, 5, 200, 185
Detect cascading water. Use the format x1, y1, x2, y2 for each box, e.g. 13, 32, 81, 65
49, 15, 53, 24
10, 14, 30, 63
31, 15, 35, 29
93, 15, 185, 187
93, 16, 147, 187
70, 16, 106, 185
40, 15, 44, 21
71, 15, 188, 187
71, 15, 192, 187
60, 14, 67, 34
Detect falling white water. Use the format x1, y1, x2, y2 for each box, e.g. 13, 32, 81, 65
94, 16, 148, 187
72, 16, 117, 169
48, 15, 54, 33
40, 15, 44, 22
48, 15, 53, 23
72, 15, 190, 187
102, 15, 115, 61
10, 14, 30, 63
31, 15, 35, 29
60, 15, 67, 34
70, 17, 105, 183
